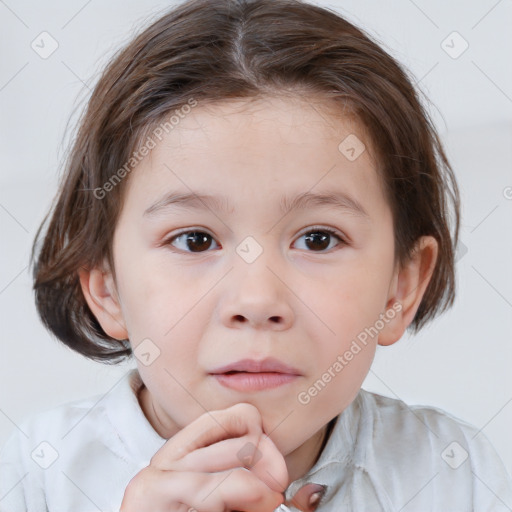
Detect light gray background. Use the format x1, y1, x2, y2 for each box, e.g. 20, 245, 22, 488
1, 0, 511, 478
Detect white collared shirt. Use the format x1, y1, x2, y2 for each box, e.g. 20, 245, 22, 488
1, 369, 511, 511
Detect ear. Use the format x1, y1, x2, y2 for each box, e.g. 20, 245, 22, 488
78, 261, 129, 340
378, 236, 438, 346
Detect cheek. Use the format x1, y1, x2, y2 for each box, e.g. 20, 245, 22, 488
298, 250, 393, 371
305, 259, 389, 331
114, 250, 203, 344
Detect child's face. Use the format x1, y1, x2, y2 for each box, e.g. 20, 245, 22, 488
83, 95, 436, 464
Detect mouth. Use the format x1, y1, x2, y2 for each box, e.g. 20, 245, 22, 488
209, 357, 302, 392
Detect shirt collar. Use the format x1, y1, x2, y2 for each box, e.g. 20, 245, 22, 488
104, 369, 167, 467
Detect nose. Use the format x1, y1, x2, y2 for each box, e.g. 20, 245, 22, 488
219, 254, 294, 331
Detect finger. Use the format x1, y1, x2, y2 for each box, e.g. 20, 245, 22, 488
168, 424, 288, 492
186, 468, 285, 512
168, 434, 288, 492
249, 434, 289, 493
150, 403, 263, 469
121, 466, 285, 512
287, 483, 327, 512
170, 436, 258, 471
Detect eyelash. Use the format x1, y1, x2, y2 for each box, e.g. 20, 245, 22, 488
162, 225, 347, 254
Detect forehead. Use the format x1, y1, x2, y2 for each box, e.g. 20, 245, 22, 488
122, 95, 389, 222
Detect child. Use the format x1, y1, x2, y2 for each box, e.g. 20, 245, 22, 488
1, 0, 511, 510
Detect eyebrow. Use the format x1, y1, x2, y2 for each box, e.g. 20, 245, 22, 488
143, 190, 370, 220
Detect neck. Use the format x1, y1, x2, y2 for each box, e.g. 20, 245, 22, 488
284, 422, 330, 482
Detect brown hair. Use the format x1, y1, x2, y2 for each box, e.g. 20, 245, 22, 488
30, 0, 460, 363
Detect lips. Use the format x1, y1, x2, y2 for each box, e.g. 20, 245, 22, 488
209, 357, 301, 375
209, 357, 302, 392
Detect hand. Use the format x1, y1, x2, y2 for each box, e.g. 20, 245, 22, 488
120, 402, 289, 512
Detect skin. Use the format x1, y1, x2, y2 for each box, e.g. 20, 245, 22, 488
79, 94, 438, 488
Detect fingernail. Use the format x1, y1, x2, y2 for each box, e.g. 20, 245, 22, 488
288, 483, 327, 511
308, 490, 323, 509
306, 484, 326, 511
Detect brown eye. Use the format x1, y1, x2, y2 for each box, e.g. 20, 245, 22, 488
294, 228, 345, 252
167, 231, 219, 253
